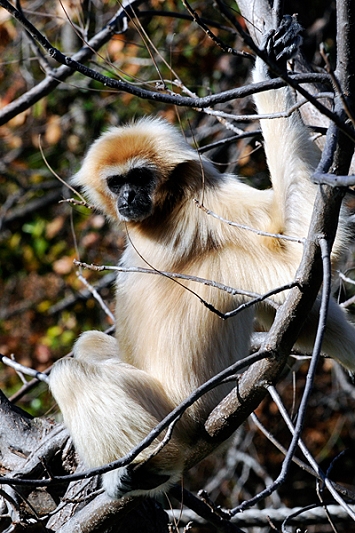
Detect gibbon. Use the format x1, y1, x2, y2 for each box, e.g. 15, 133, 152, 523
50, 17, 355, 499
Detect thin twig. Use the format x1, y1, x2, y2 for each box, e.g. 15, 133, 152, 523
0, 353, 49, 384
320, 43, 355, 129
194, 200, 305, 243
38, 137, 88, 204
250, 413, 318, 478
268, 385, 355, 522
185, 92, 334, 123
73, 259, 300, 315
197, 130, 262, 154
77, 273, 115, 322
181, 0, 253, 58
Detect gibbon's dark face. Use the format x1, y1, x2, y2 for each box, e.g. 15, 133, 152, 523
72, 119, 200, 222
106, 167, 157, 222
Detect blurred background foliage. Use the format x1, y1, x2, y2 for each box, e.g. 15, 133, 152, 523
2, 0, 355, 522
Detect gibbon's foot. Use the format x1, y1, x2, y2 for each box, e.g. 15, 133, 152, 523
263, 14, 303, 69
102, 464, 176, 499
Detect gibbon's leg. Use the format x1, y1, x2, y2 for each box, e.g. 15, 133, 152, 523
253, 17, 355, 371
49, 331, 187, 498
258, 299, 355, 372
295, 298, 355, 371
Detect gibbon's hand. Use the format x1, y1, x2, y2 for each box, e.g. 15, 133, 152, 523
263, 14, 303, 70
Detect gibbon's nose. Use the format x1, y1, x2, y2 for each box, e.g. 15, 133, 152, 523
127, 189, 136, 204
118, 188, 136, 208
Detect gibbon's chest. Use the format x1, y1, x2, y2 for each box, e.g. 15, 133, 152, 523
115, 248, 254, 382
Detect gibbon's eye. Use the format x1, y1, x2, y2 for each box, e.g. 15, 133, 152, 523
125, 167, 155, 187
107, 175, 125, 195
107, 168, 155, 195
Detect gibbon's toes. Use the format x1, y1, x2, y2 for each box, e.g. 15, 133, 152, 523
103, 464, 173, 499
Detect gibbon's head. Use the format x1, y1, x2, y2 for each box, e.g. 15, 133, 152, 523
72, 117, 210, 223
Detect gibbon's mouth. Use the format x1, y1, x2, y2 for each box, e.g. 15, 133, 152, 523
117, 204, 152, 222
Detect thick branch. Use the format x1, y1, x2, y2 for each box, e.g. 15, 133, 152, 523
184, 183, 344, 471
181, 0, 355, 479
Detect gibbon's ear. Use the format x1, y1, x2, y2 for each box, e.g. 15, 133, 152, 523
165, 156, 221, 195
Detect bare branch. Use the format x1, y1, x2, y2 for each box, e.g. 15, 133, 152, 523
73, 259, 281, 308
0, 0, 337, 129
76, 273, 115, 323
267, 385, 355, 521
0, 354, 49, 384
181, 0, 252, 59
194, 199, 305, 243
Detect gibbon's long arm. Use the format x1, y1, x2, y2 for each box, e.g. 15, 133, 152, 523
50, 15, 355, 500
253, 59, 321, 241
252, 17, 355, 367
